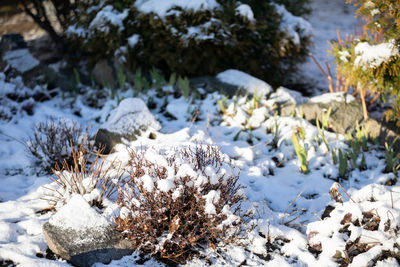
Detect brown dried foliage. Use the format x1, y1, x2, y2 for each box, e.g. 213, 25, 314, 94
44, 143, 123, 208
115, 145, 244, 264
27, 118, 90, 173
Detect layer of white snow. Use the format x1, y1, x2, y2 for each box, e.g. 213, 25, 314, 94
135, 0, 220, 18
274, 4, 313, 46
127, 34, 140, 48
49, 195, 110, 231
354, 40, 399, 68
236, 4, 255, 23
102, 97, 161, 134
3, 49, 39, 73
89, 5, 129, 33
309, 92, 356, 104
217, 69, 273, 97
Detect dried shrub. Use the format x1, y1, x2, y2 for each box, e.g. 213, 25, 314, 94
26, 118, 90, 173
115, 145, 244, 264
44, 143, 123, 208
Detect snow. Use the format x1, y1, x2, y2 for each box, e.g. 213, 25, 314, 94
102, 97, 161, 135
274, 4, 313, 46
309, 92, 356, 104
135, 0, 220, 18
236, 4, 255, 23
3, 49, 39, 73
354, 40, 399, 68
89, 5, 129, 33
49, 195, 110, 231
1, 1, 400, 266
127, 34, 140, 48
216, 69, 273, 98
203, 190, 220, 215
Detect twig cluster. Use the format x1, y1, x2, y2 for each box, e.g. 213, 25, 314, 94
26, 118, 90, 173
115, 145, 244, 264
44, 143, 123, 208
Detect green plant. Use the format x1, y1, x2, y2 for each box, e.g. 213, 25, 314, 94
177, 76, 190, 100
217, 97, 228, 114
330, 0, 400, 125
117, 67, 126, 91
354, 121, 368, 151
133, 68, 150, 96
167, 73, 176, 87
338, 149, 348, 178
115, 145, 243, 263
150, 67, 166, 91
292, 127, 309, 174
384, 142, 400, 173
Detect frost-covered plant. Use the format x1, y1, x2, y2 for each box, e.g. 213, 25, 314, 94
331, 0, 400, 125
115, 145, 244, 263
384, 142, 400, 174
26, 118, 91, 173
67, 0, 311, 86
45, 144, 123, 208
292, 127, 309, 174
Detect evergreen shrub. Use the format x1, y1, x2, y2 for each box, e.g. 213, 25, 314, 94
331, 0, 400, 126
66, 0, 311, 86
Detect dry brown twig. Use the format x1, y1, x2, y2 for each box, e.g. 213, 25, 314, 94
43, 143, 124, 208
115, 145, 244, 264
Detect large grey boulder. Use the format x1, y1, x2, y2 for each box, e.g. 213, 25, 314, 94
191, 69, 273, 98
363, 118, 400, 152
95, 98, 161, 153
281, 92, 364, 134
92, 60, 116, 87
1, 33, 27, 56
42, 195, 134, 267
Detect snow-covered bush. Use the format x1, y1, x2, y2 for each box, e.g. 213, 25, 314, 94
115, 145, 244, 263
45, 144, 123, 209
67, 0, 311, 86
331, 0, 400, 126
26, 118, 91, 173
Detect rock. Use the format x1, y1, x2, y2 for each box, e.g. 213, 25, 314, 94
283, 92, 364, 134
95, 98, 161, 153
216, 69, 273, 98
42, 195, 134, 267
191, 70, 273, 98
3, 48, 40, 74
0, 33, 27, 56
267, 87, 309, 106
363, 118, 400, 152
266, 86, 309, 115
92, 60, 116, 87
190, 76, 239, 97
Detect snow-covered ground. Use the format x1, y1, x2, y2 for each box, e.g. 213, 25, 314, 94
1, 1, 399, 267
1, 69, 399, 266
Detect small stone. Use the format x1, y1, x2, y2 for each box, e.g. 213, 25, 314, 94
42, 195, 134, 267
95, 98, 161, 153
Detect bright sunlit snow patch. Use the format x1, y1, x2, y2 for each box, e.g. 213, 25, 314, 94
135, 0, 220, 18
49, 195, 110, 231
89, 5, 129, 33
217, 69, 273, 97
354, 40, 399, 68
274, 4, 313, 46
236, 4, 255, 23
